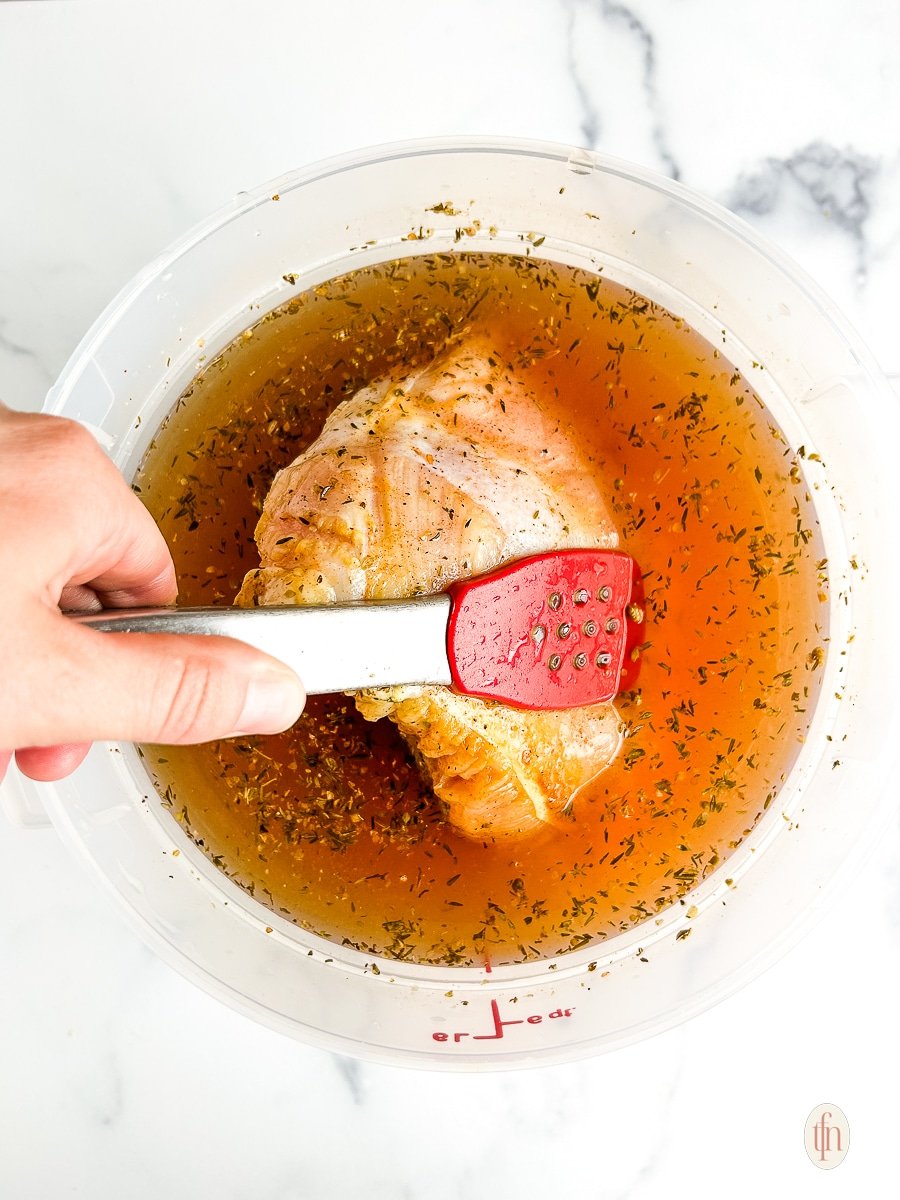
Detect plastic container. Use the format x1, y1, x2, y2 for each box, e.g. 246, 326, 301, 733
6, 138, 900, 1068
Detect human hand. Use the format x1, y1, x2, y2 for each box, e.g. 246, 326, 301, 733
0, 404, 305, 784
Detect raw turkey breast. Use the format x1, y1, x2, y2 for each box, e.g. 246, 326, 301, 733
237, 333, 624, 839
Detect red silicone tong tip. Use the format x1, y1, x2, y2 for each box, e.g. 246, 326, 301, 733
446, 549, 645, 711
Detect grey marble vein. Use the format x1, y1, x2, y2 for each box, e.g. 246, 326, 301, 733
332, 1053, 364, 1106
880, 807, 900, 932
98, 1055, 125, 1129
609, 1056, 685, 1198
0, 319, 52, 378
564, 0, 601, 148
728, 140, 880, 282
563, 0, 681, 180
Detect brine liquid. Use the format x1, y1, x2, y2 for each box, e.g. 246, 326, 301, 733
134, 251, 826, 966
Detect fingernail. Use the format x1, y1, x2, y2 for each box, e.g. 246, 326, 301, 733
229, 664, 305, 736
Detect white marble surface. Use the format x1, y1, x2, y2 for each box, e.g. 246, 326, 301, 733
2, 0, 900, 1195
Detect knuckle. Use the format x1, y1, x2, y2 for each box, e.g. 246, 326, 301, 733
5, 414, 110, 504
35, 413, 99, 458
52, 420, 113, 485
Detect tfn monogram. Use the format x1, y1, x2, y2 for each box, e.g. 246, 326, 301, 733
805, 1103, 849, 1170
813, 1111, 842, 1161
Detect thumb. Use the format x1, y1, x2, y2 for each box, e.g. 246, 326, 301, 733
10, 616, 305, 749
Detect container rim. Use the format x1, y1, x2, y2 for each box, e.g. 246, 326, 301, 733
32, 136, 900, 1068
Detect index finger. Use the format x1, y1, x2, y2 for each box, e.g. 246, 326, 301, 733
0, 409, 177, 607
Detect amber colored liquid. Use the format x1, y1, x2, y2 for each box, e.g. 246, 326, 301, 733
134, 252, 825, 966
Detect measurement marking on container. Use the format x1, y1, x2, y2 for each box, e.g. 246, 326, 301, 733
432, 999, 575, 1043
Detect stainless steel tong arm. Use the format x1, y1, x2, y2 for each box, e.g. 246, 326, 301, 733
71, 595, 454, 695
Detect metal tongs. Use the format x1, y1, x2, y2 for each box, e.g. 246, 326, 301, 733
71, 550, 644, 710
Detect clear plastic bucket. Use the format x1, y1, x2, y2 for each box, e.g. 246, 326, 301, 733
9, 138, 900, 1068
